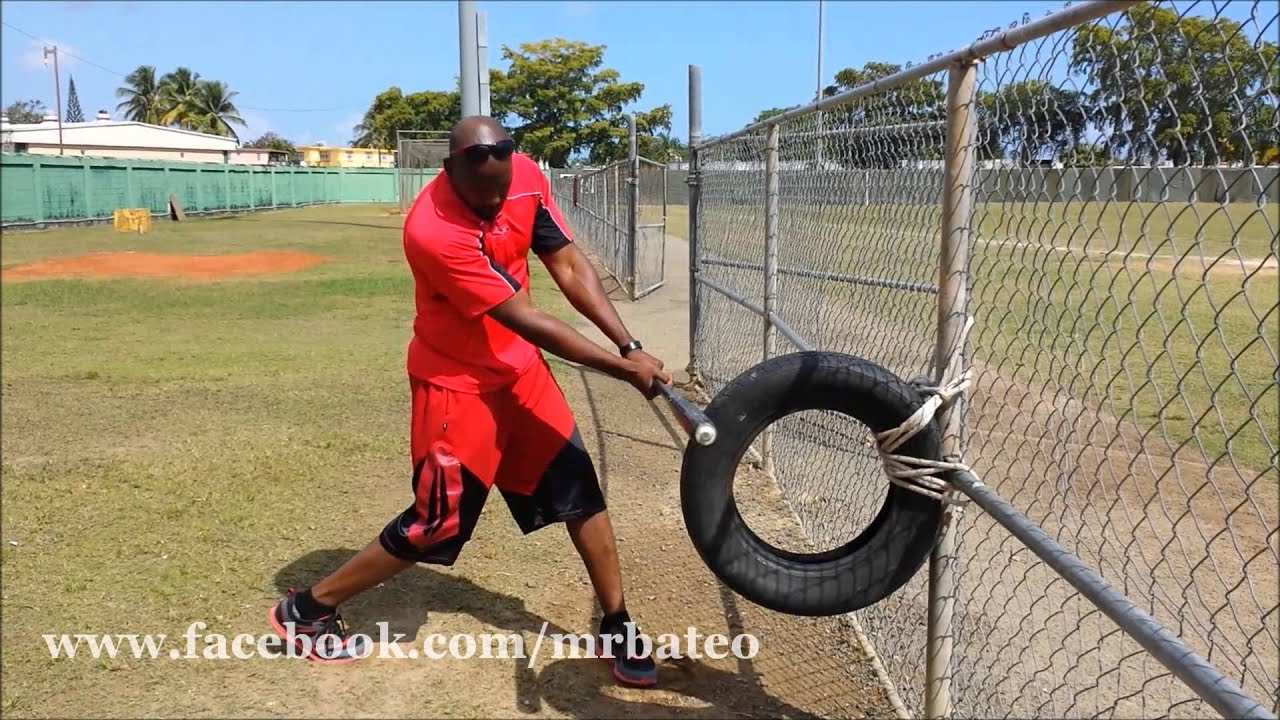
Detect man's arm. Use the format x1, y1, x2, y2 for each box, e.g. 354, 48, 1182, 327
406, 222, 668, 396
538, 242, 634, 348
486, 290, 668, 396
527, 190, 650, 358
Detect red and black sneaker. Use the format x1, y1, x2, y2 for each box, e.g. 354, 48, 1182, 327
596, 611, 658, 687
268, 588, 370, 663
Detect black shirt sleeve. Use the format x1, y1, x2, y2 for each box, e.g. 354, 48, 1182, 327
531, 199, 572, 255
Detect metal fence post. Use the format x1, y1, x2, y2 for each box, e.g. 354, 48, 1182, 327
614, 163, 624, 281
687, 64, 703, 378
628, 113, 640, 300
762, 120, 781, 478
926, 58, 979, 720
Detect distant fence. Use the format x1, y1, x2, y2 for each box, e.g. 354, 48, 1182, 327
655, 166, 1277, 206
548, 115, 670, 300
0, 153, 399, 227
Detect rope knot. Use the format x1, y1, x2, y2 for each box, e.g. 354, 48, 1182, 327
871, 317, 978, 506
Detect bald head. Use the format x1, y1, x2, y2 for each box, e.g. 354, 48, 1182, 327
444, 115, 516, 221
449, 115, 510, 151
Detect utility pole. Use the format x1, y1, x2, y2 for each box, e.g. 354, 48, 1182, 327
815, 0, 823, 167
43, 45, 64, 155
458, 0, 480, 117
476, 9, 490, 116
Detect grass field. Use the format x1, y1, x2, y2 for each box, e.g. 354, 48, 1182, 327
661, 200, 1278, 472
0, 204, 579, 715
1, 203, 902, 719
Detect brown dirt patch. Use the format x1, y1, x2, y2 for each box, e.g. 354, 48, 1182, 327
1130, 254, 1279, 277
1, 251, 329, 282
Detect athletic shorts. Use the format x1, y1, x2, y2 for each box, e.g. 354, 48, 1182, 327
379, 358, 607, 565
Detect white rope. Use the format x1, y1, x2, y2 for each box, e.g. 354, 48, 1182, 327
870, 316, 982, 506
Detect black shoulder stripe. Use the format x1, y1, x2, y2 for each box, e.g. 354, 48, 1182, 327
531, 201, 571, 255
478, 233, 521, 291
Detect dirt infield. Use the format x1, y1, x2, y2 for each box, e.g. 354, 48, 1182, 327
1, 251, 329, 282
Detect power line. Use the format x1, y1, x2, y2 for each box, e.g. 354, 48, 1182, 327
238, 105, 349, 113
2, 21, 126, 77
1, 20, 356, 115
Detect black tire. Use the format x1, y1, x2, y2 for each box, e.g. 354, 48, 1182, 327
680, 351, 944, 616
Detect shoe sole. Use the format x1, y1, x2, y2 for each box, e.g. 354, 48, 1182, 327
267, 602, 363, 665
594, 653, 658, 687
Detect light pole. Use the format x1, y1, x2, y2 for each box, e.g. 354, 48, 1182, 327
43, 45, 64, 154
815, 0, 824, 167
458, 0, 480, 117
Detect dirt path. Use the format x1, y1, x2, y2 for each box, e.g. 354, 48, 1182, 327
557, 233, 894, 718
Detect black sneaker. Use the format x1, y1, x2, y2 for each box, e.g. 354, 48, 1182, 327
268, 588, 370, 663
596, 611, 658, 687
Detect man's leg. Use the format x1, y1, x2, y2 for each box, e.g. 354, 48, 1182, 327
269, 379, 497, 663
308, 539, 415, 608
496, 362, 658, 686
565, 509, 625, 615
570, 507, 624, 614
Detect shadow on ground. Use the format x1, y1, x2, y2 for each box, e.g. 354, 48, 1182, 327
274, 551, 821, 719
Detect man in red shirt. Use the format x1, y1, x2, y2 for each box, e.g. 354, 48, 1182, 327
268, 116, 670, 687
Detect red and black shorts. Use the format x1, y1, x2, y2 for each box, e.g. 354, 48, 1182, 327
379, 358, 606, 565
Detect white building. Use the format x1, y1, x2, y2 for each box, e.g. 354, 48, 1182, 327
0, 110, 274, 165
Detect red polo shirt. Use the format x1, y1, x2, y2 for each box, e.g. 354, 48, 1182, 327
401, 153, 574, 393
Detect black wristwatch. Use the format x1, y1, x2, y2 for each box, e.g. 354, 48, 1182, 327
619, 339, 643, 357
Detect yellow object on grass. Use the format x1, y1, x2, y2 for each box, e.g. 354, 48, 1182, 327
113, 208, 151, 234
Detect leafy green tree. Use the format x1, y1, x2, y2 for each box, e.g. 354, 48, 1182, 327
115, 65, 164, 123
65, 76, 84, 123
489, 38, 667, 167
114, 66, 244, 138
976, 81, 1088, 163
645, 132, 689, 163
1069, 4, 1279, 165
1060, 143, 1115, 167
753, 106, 796, 124
5, 99, 46, 123
758, 61, 945, 167
828, 62, 945, 125
246, 132, 298, 161
157, 67, 202, 127
583, 105, 673, 165
186, 81, 245, 140
352, 87, 460, 149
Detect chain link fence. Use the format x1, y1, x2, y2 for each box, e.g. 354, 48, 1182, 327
687, 1, 1278, 718
396, 130, 449, 213
548, 121, 669, 299
550, 161, 631, 291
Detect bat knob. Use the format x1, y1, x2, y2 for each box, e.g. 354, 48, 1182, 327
694, 423, 717, 446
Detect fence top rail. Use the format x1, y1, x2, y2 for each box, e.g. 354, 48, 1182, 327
574, 159, 630, 179
693, 0, 1142, 152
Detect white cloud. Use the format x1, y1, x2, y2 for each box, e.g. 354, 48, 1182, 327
19, 39, 81, 73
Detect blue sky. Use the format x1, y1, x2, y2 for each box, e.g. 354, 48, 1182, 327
0, 0, 1248, 147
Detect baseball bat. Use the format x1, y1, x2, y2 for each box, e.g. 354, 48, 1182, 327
653, 381, 717, 446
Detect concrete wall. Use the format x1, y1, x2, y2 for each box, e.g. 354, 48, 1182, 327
1, 153, 399, 226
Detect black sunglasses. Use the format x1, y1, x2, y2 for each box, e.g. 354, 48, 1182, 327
452, 139, 516, 163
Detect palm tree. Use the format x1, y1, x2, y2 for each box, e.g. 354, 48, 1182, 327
158, 67, 202, 128
115, 65, 163, 123
188, 80, 246, 141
